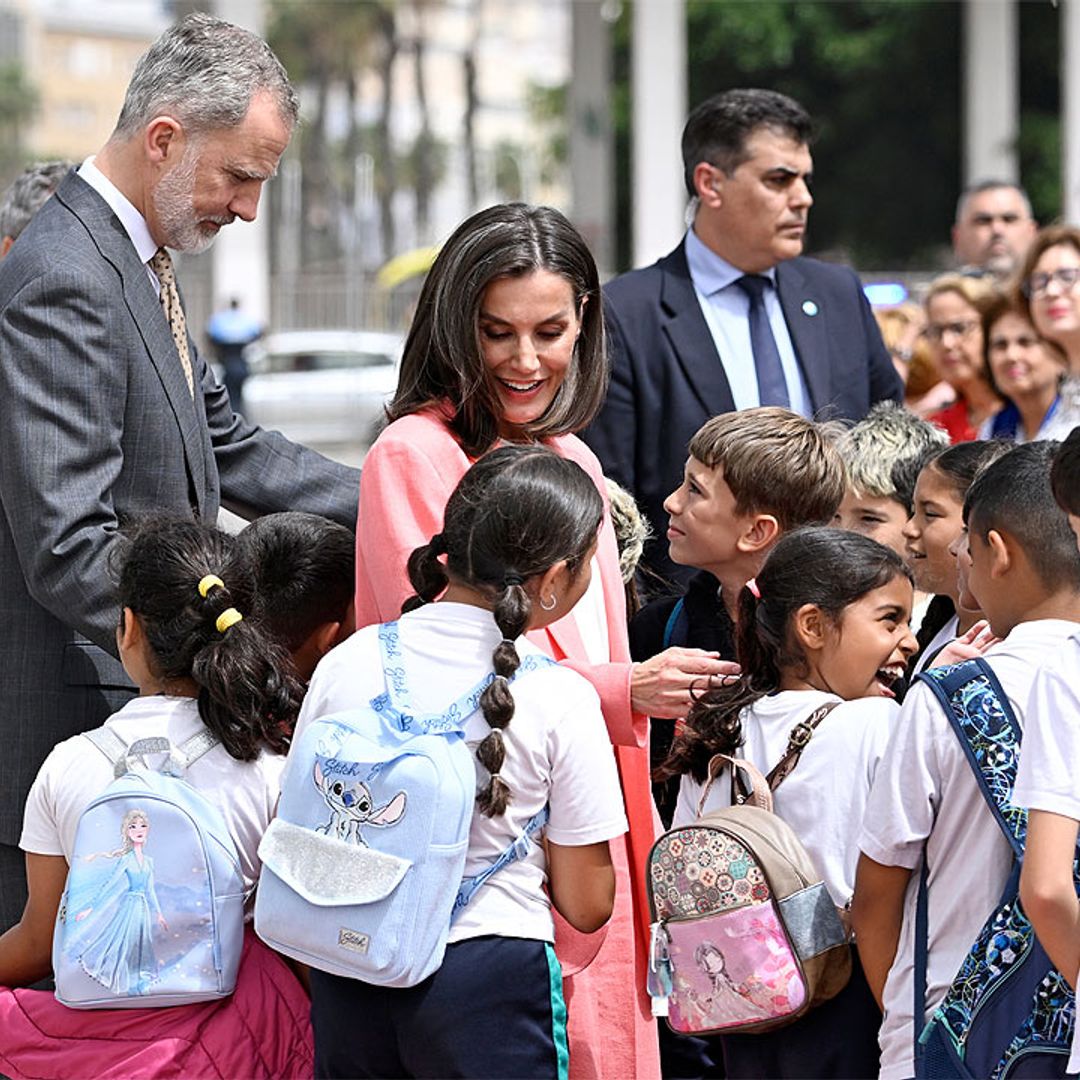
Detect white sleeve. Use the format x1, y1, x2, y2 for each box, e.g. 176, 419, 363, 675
19, 754, 66, 856
858, 683, 944, 870
544, 674, 628, 846
1016, 653, 1080, 820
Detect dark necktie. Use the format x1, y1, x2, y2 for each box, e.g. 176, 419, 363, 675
734, 274, 790, 408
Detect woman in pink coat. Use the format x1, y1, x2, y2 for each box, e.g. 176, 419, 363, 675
354, 204, 731, 1079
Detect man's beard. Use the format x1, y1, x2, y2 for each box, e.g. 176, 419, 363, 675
152, 141, 230, 255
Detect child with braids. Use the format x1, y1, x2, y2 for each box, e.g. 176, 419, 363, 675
296, 445, 628, 1079
656, 527, 919, 1079
0, 516, 313, 1078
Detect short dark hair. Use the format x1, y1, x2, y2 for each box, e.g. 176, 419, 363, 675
681, 89, 814, 197
954, 179, 1033, 224
388, 203, 607, 457
1052, 427, 1080, 517
922, 439, 1013, 503
964, 441, 1080, 591
237, 512, 355, 654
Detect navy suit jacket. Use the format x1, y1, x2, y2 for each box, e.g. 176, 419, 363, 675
583, 239, 903, 585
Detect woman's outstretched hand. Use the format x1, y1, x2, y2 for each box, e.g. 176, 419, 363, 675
631, 648, 740, 718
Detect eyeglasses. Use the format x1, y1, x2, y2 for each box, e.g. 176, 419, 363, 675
1023, 267, 1080, 299
925, 320, 979, 343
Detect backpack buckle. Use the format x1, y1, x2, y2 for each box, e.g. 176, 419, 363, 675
789, 722, 814, 748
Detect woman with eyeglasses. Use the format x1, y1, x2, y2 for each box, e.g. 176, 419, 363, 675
980, 291, 1078, 442
924, 274, 1003, 443
1020, 226, 1080, 379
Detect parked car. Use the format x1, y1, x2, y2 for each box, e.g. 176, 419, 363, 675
239, 329, 404, 458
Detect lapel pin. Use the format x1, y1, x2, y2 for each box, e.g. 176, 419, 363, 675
802, 300, 819, 317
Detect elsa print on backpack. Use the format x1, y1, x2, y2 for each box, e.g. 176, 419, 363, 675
61, 808, 168, 996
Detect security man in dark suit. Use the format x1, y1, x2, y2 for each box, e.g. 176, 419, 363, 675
584, 89, 902, 587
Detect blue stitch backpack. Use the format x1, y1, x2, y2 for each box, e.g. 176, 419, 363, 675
254, 620, 552, 988
53, 728, 246, 1008
914, 658, 1077, 1079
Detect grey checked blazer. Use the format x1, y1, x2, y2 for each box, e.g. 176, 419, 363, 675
0, 172, 360, 844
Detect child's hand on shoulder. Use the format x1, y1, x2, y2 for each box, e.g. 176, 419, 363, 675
928, 620, 1002, 669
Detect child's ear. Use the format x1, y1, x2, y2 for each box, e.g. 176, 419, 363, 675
534, 560, 569, 613
790, 602, 827, 653
986, 529, 1012, 579
117, 606, 142, 656
736, 515, 780, 555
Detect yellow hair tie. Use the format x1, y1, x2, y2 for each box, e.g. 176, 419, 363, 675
198, 574, 224, 598
215, 608, 243, 634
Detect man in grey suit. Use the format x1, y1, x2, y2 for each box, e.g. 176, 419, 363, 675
0, 14, 360, 930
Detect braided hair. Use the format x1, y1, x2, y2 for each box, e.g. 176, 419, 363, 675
114, 515, 305, 760
404, 445, 603, 816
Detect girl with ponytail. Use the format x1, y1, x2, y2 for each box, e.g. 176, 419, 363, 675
657, 527, 918, 1080
0, 516, 312, 1076
296, 445, 629, 1079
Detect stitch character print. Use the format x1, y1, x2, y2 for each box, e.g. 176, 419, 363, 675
313, 758, 407, 846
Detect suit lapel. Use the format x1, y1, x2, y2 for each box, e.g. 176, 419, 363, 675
777, 259, 831, 413
60, 179, 208, 514
659, 244, 736, 417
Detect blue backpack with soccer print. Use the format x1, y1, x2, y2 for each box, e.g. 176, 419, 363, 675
913, 658, 1078, 1079
254, 620, 552, 988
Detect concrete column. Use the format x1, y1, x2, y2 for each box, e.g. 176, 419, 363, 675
1064, 0, 1080, 221
211, 0, 271, 326
962, 0, 1019, 186
569, 0, 614, 277
631, 0, 686, 269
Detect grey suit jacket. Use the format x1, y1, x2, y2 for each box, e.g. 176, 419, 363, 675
0, 172, 360, 843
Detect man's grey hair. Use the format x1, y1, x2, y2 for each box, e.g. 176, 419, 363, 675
955, 179, 1033, 224
0, 160, 73, 241
112, 12, 299, 140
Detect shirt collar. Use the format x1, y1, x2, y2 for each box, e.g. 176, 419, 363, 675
685, 226, 777, 297
77, 155, 159, 266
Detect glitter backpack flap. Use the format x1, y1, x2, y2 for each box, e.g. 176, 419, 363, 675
913, 659, 1077, 1080
646, 706, 852, 1036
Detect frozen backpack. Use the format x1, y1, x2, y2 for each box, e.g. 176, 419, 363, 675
914, 659, 1077, 1079
255, 620, 553, 988
53, 728, 246, 1009
646, 702, 852, 1036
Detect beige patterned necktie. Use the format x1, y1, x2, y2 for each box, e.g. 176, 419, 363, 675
149, 247, 194, 397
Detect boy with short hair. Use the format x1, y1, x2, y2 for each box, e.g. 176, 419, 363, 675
852, 441, 1080, 1080
835, 401, 948, 556
630, 407, 846, 822
1015, 427, 1080, 1076
238, 511, 356, 682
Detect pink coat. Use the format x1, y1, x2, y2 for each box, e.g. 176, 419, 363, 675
0, 929, 313, 1079
355, 406, 659, 1079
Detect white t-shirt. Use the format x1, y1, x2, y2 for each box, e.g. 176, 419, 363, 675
859, 619, 1080, 1080
1015, 631, 1080, 1075
21, 696, 286, 906
673, 689, 898, 907
913, 613, 959, 675
296, 602, 628, 945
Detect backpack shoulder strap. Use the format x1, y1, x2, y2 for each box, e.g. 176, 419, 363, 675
765, 700, 841, 791
662, 597, 688, 649
83, 726, 128, 766
451, 805, 549, 920
176, 728, 221, 769
915, 657, 1025, 855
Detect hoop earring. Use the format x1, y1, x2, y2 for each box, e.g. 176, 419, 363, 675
540, 594, 557, 611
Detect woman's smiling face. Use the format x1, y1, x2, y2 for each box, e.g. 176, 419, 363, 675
479, 270, 581, 440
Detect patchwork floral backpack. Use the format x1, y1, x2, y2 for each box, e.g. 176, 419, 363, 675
646, 703, 852, 1035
